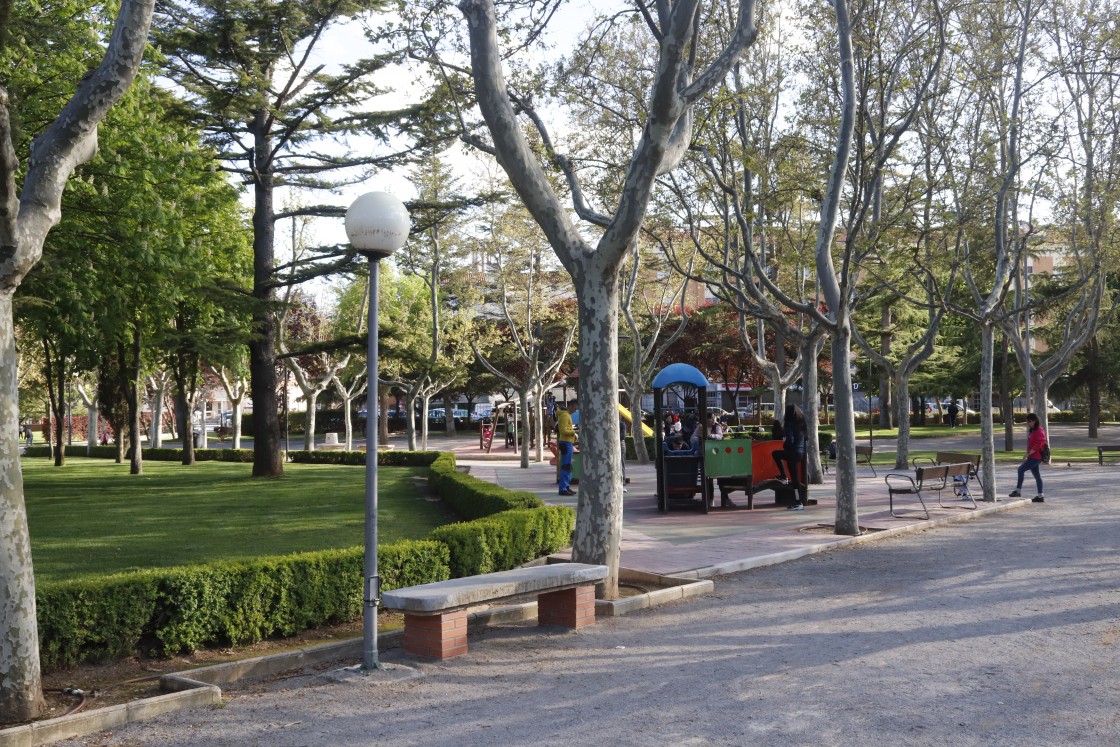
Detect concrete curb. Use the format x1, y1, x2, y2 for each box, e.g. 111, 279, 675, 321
167, 635, 389, 688
0, 636, 406, 747
595, 569, 715, 617
0, 681, 220, 747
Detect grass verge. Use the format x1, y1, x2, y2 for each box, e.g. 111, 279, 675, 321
24, 457, 458, 583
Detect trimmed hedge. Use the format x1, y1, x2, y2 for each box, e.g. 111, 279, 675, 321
22, 445, 256, 462
427, 452, 544, 519
37, 572, 162, 668
37, 540, 450, 669
287, 449, 442, 467
32, 450, 573, 668
431, 506, 575, 578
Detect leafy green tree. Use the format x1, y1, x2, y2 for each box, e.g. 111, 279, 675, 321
20, 76, 251, 471
0, 0, 154, 722
154, 0, 442, 476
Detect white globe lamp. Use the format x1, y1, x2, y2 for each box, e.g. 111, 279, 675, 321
345, 192, 410, 259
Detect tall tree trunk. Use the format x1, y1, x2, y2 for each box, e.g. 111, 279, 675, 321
569, 274, 623, 599
148, 389, 162, 447
1001, 332, 1014, 450
86, 405, 98, 452
181, 403, 196, 466
0, 293, 46, 721
174, 392, 188, 449
979, 323, 998, 500
148, 374, 167, 448
0, 0, 154, 714
893, 372, 913, 470
125, 329, 143, 475
628, 384, 650, 465
1087, 336, 1100, 439
405, 392, 418, 451
232, 406, 244, 450
800, 336, 824, 484
304, 393, 319, 451
42, 339, 65, 467
249, 118, 283, 477
378, 386, 390, 445
879, 303, 892, 429
831, 326, 860, 535
518, 386, 530, 469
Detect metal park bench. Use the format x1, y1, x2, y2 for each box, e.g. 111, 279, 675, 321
1098, 445, 1120, 465
884, 462, 977, 519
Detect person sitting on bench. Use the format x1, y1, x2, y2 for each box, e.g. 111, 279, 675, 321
772, 404, 808, 510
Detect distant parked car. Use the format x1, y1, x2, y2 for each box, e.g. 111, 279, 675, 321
739, 403, 776, 419
939, 398, 977, 415
428, 408, 469, 421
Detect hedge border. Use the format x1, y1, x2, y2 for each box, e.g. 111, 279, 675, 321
22, 445, 256, 462
33, 452, 573, 668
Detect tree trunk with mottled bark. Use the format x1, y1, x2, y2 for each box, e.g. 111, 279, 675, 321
0, 0, 155, 720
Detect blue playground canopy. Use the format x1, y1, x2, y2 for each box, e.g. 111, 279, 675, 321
652, 363, 709, 389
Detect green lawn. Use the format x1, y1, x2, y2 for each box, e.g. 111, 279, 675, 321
23, 457, 459, 583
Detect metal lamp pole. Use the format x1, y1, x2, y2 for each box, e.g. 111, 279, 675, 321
345, 192, 410, 672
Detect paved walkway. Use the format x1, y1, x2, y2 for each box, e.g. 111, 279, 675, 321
444, 423, 1117, 578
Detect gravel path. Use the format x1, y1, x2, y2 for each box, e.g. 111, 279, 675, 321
69, 490, 1120, 747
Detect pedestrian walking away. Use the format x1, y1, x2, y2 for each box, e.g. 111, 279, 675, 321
1009, 412, 1047, 502
948, 400, 960, 428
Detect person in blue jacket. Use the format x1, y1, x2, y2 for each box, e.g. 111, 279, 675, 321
772, 404, 808, 510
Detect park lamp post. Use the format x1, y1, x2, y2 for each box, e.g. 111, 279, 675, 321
344, 191, 410, 671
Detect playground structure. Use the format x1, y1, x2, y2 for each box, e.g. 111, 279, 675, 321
480, 401, 519, 453
652, 363, 713, 512
652, 363, 809, 512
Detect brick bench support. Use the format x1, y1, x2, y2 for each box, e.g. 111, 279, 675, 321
403, 609, 469, 660
382, 563, 609, 661
537, 585, 596, 629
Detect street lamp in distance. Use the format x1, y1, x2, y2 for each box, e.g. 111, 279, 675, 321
345, 191, 410, 672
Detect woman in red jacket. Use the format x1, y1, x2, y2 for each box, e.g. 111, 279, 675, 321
1009, 412, 1047, 503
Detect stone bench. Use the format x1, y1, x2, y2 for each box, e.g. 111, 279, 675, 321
381, 563, 609, 660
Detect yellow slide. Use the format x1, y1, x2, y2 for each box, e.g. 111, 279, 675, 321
618, 404, 654, 437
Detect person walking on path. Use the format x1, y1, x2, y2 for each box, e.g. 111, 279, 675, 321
1009, 412, 1047, 502
947, 400, 960, 428
557, 397, 577, 496
772, 404, 808, 510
